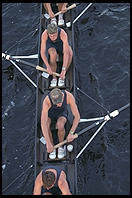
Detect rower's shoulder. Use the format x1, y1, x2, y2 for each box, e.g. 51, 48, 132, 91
42, 95, 50, 106
65, 90, 73, 97
65, 90, 75, 102
60, 28, 67, 36
41, 29, 48, 39
58, 170, 66, 184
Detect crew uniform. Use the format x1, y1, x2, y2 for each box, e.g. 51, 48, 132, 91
42, 165, 65, 195
45, 27, 63, 63
48, 90, 68, 120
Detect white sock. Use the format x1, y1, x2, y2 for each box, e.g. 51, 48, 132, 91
59, 13, 63, 20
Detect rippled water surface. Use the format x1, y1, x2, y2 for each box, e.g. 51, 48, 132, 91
2, 3, 130, 195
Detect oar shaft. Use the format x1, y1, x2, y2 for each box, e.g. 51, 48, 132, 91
3, 54, 60, 77
36, 66, 60, 77
78, 119, 104, 136
54, 3, 77, 17
73, 3, 93, 24
10, 60, 37, 88
118, 103, 130, 112
16, 59, 36, 68
54, 134, 78, 149
54, 119, 104, 149
76, 120, 108, 159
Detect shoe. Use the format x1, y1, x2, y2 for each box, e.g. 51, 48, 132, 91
51, 17, 57, 25
58, 18, 64, 26
58, 78, 65, 87
50, 78, 57, 87
49, 149, 56, 159
58, 147, 65, 159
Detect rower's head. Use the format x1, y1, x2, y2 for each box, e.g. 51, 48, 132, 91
50, 88, 63, 107
42, 171, 56, 189
47, 23, 58, 41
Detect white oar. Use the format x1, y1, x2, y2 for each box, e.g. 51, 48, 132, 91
80, 117, 104, 123
12, 54, 38, 59
2, 53, 60, 78
73, 3, 93, 24
44, 3, 77, 19
76, 120, 108, 159
54, 103, 130, 149
10, 60, 37, 88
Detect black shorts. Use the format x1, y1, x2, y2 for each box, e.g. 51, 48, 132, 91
48, 108, 68, 121
46, 39, 63, 54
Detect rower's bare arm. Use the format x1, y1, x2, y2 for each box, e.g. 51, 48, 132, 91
41, 97, 51, 144
67, 92, 80, 133
40, 31, 50, 69
33, 171, 43, 195
44, 3, 55, 18
58, 171, 72, 195
61, 3, 68, 13
60, 29, 70, 69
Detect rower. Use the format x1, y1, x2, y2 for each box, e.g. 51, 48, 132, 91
40, 23, 73, 87
33, 165, 72, 195
41, 88, 80, 159
43, 3, 68, 26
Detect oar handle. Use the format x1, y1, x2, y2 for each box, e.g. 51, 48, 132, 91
36, 66, 60, 77
54, 133, 78, 149
54, 3, 77, 17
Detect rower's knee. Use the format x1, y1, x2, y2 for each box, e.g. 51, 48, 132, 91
48, 48, 57, 62
56, 122, 65, 131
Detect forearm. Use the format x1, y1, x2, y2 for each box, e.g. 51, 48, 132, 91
45, 3, 53, 13
62, 48, 69, 70
41, 52, 50, 69
70, 115, 80, 133
41, 122, 52, 145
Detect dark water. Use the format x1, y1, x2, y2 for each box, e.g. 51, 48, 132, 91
2, 3, 130, 195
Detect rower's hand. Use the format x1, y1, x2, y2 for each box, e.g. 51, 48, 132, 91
60, 70, 66, 80
61, 5, 68, 13
47, 143, 54, 153
66, 133, 75, 142
47, 67, 53, 75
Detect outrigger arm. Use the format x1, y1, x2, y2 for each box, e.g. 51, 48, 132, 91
54, 103, 130, 150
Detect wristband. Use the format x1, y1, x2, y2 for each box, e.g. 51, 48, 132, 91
62, 66, 66, 71
70, 131, 74, 135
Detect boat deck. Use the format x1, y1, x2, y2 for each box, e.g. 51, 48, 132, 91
34, 3, 77, 194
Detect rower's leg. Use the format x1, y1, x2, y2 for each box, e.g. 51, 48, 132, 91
48, 48, 57, 79
56, 116, 67, 142
47, 117, 54, 144
58, 3, 68, 11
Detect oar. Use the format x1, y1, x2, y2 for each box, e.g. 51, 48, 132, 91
54, 103, 130, 149
54, 119, 104, 149
2, 53, 60, 78
44, 3, 78, 19
12, 54, 38, 59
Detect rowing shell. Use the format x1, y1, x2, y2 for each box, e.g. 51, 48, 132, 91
34, 3, 77, 195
